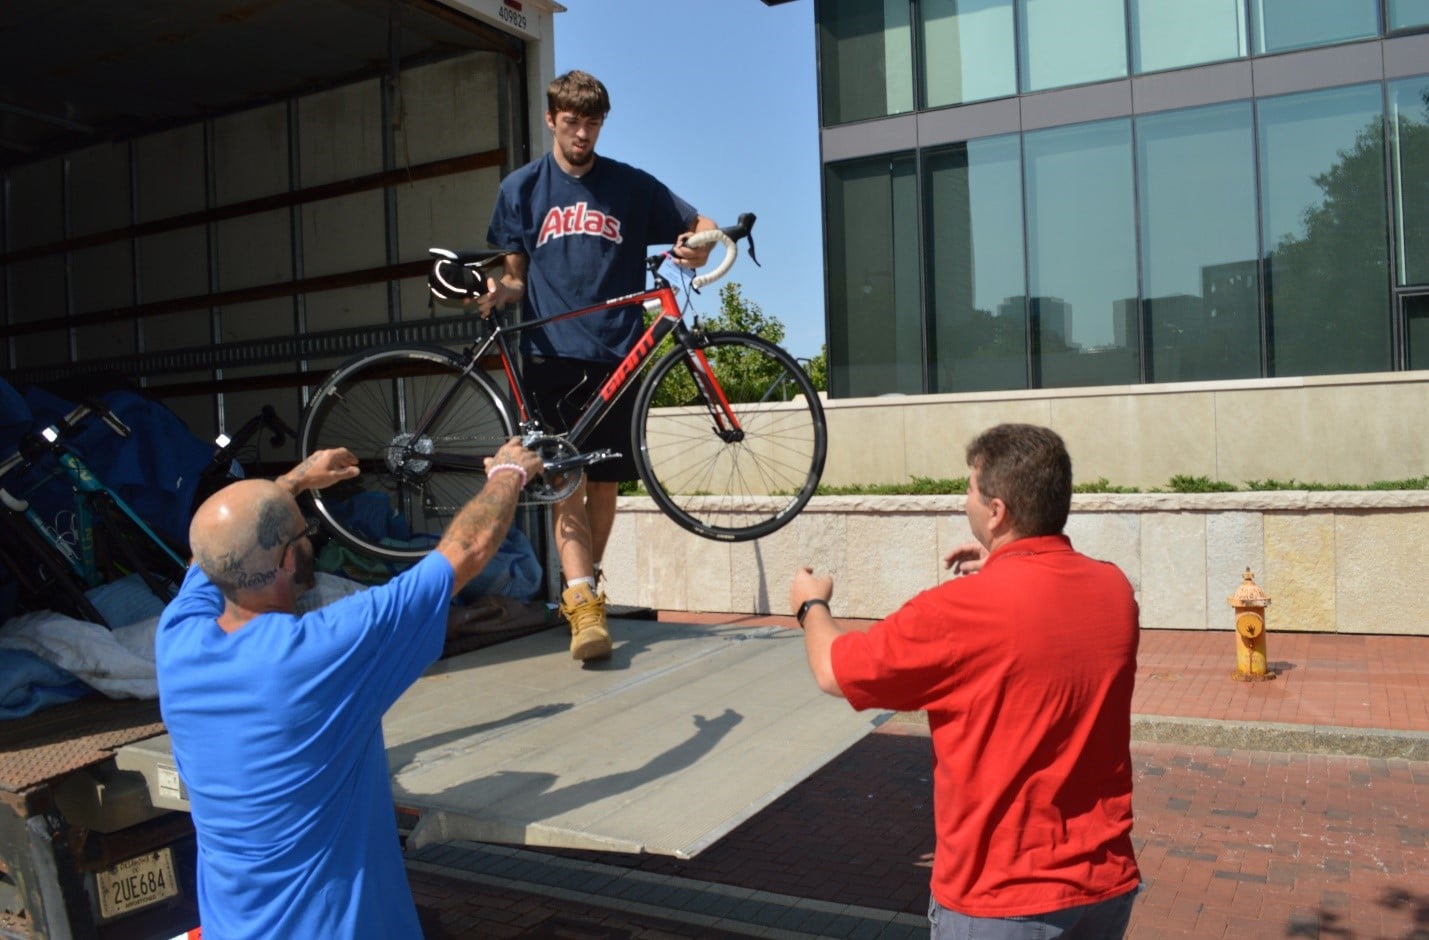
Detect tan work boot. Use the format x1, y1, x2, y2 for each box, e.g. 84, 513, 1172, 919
561, 583, 612, 661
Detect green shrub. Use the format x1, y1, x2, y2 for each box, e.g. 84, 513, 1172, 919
1073, 477, 1137, 494
1168, 474, 1239, 493
1247, 476, 1429, 491
815, 476, 968, 496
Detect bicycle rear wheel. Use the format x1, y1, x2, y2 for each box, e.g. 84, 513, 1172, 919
633, 331, 826, 542
300, 345, 515, 563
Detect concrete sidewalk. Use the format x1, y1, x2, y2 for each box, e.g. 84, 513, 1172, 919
405, 622, 1429, 939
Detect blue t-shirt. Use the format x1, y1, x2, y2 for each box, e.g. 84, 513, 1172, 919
155, 553, 454, 940
487, 152, 698, 363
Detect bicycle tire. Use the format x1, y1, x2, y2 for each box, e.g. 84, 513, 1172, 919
300, 345, 516, 563
633, 331, 827, 542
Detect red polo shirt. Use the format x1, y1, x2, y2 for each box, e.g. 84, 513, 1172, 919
831, 534, 1140, 917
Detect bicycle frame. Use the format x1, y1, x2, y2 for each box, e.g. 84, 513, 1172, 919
413, 260, 741, 473
49, 440, 187, 579
0, 447, 95, 584
0, 489, 110, 625
0, 483, 85, 575
0, 411, 187, 587
303, 211, 827, 552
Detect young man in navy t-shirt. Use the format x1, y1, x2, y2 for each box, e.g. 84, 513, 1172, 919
479, 70, 717, 660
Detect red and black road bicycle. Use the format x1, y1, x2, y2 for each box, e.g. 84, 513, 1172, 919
298, 214, 826, 562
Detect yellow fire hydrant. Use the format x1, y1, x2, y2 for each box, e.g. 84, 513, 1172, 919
1228, 568, 1274, 681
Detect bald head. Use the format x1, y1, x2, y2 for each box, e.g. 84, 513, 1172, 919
190, 479, 304, 596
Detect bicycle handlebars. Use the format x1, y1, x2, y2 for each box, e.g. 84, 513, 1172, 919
429, 249, 508, 307
0, 399, 131, 481
426, 212, 757, 308
58, 400, 131, 440
685, 212, 757, 291
212, 405, 295, 463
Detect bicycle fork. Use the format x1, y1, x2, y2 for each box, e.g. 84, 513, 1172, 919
671, 325, 745, 443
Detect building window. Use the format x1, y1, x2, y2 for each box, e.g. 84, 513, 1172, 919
1136, 102, 1261, 381
1390, 75, 1429, 286
1407, 295, 1429, 368
825, 155, 922, 398
1249, 0, 1379, 55
1259, 83, 1391, 376
1130, 0, 1248, 74
925, 136, 1026, 392
920, 0, 1017, 109
1388, 0, 1429, 30
1024, 119, 1139, 388
1017, 0, 1127, 93
817, 0, 915, 125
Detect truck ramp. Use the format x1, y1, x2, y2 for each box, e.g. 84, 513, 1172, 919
386, 616, 886, 859
114, 617, 886, 860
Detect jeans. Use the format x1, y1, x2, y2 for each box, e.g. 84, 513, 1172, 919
927, 887, 1137, 940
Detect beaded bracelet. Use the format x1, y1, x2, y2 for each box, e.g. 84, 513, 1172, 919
487, 463, 528, 487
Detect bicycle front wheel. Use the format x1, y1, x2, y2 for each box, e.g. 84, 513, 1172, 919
300, 345, 515, 563
633, 331, 826, 542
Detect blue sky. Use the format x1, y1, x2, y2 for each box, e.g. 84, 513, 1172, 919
551, 1, 825, 361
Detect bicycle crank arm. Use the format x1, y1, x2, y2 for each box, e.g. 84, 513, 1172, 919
542, 449, 620, 475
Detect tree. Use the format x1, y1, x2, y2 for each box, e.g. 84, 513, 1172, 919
803, 345, 828, 392
700, 282, 786, 342
649, 282, 818, 405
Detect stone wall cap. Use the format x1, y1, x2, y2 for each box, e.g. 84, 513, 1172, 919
617, 490, 1429, 514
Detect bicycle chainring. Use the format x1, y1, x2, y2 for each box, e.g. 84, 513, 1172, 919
522, 434, 582, 503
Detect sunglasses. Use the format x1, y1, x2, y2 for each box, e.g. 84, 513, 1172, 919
281, 518, 322, 557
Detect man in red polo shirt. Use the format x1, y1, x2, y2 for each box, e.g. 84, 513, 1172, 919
789, 423, 1140, 939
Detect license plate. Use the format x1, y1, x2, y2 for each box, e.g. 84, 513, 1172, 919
96, 848, 179, 919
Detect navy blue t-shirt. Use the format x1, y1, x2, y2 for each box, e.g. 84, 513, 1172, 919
155, 553, 453, 939
487, 152, 698, 363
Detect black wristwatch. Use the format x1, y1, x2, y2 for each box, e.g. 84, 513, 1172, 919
796, 598, 830, 628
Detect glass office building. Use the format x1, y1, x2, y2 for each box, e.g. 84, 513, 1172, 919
816, 0, 1429, 398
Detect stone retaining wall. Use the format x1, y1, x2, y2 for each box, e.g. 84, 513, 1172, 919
602, 491, 1429, 634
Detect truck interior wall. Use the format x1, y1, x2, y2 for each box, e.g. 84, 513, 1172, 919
3, 50, 512, 450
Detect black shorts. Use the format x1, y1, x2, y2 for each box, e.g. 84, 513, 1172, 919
522, 355, 639, 483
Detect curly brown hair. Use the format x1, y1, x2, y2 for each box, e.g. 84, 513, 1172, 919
965, 423, 1072, 537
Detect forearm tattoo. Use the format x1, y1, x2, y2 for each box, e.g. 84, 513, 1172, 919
277, 454, 318, 493
442, 473, 520, 556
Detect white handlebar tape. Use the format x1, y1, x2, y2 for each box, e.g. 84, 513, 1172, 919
684, 230, 738, 290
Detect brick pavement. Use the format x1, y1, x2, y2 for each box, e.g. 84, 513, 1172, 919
1128, 742, 1428, 939
405, 624, 1429, 938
